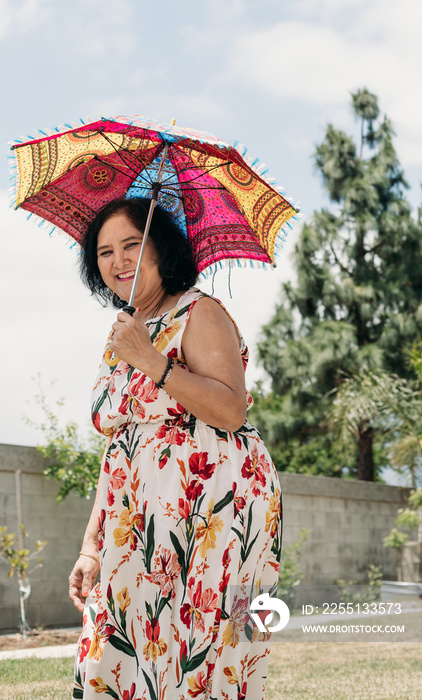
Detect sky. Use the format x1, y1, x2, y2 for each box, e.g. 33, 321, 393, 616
1, 0, 422, 466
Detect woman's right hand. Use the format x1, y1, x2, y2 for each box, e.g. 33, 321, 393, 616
69, 554, 100, 613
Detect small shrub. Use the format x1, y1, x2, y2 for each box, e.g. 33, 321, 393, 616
0, 525, 47, 636
277, 528, 309, 610
336, 563, 383, 605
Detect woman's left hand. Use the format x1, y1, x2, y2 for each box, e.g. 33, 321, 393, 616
110, 311, 158, 369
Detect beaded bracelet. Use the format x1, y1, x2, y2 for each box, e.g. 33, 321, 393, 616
155, 357, 174, 389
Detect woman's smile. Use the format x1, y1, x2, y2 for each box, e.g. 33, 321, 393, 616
115, 270, 136, 281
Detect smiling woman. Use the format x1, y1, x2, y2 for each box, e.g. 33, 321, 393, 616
68, 197, 283, 700
79, 198, 198, 310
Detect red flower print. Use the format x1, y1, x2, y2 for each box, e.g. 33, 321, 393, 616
107, 488, 115, 506
155, 423, 186, 446
178, 498, 190, 520
110, 468, 127, 490
180, 602, 192, 628
189, 452, 216, 480
180, 576, 218, 632
211, 608, 221, 643
147, 548, 181, 598
232, 483, 246, 515
219, 571, 230, 592
159, 453, 168, 470
185, 480, 203, 501
98, 509, 106, 551
92, 411, 102, 433
145, 617, 160, 642
241, 445, 270, 497
122, 683, 141, 700
118, 393, 130, 416
180, 639, 188, 668
78, 636, 91, 662
118, 376, 159, 420
167, 402, 186, 418
143, 617, 167, 663
103, 457, 110, 474
222, 547, 231, 569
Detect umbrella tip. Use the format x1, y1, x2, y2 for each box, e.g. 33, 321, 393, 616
170, 118, 176, 126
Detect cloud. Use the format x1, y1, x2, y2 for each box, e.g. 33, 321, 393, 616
229, 0, 422, 165
137, 92, 229, 127
70, 0, 135, 57
0, 0, 50, 39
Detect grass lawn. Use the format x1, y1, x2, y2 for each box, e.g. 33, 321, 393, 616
0, 657, 74, 699
0, 642, 421, 699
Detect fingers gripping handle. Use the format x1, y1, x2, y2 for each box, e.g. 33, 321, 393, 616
122, 305, 136, 316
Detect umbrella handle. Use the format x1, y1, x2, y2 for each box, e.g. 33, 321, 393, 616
122, 305, 136, 316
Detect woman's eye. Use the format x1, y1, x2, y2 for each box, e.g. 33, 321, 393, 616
125, 242, 139, 249
98, 250, 111, 257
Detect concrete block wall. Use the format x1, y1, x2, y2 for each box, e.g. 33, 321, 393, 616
278, 472, 409, 596
0, 444, 411, 631
0, 444, 93, 632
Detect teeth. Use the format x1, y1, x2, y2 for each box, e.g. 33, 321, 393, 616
117, 271, 134, 279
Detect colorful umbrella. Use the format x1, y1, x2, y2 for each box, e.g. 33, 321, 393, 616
9, 114, 299, 303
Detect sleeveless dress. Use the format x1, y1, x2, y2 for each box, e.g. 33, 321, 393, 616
73, 287, 282, 700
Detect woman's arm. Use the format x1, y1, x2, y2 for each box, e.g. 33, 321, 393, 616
110, 297, 247, 431
68, 435, 112, 613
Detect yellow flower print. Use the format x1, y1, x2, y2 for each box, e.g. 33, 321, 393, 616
104, 346, 120, 367
265, 489, 281, 538
223, 666, 238, 684
116, 587, 131, 613
142, 618, 168, 663
113, 502, 144, 550
87, 611, 114, 661
195, 498, 224, 558
89, 677, 109, 693
222, 596, 249, 648
153, 310, 182, 353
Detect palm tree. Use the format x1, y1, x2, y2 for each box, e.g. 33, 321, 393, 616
330, 348, 422, 488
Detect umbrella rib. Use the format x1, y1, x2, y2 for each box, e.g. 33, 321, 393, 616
96, 129, 157, 180
94, 131, 237, 194
165, 159, 232, 186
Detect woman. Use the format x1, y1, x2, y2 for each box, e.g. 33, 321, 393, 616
69, 197, 282, 700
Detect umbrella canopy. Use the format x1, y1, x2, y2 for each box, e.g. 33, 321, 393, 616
9, 114, 299, 276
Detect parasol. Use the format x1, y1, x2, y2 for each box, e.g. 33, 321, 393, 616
9, 114, 299, 309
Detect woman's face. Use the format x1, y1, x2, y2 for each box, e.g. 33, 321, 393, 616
96, 213, 163, 305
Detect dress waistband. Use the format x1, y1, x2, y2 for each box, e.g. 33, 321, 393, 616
112, 413, 197, 441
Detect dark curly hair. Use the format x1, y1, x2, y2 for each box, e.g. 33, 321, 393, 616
79, 197, 198, 308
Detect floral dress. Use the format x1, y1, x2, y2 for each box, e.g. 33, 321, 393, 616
73, 287, 282, 700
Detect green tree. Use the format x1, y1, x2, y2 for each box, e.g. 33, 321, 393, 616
254, 88, 422, 481
330, 343, 422, 488
26, 380, 104, 500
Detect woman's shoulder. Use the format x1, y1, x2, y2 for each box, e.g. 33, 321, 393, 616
183, 288, 246, 348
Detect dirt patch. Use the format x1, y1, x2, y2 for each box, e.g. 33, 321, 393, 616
0, 628, 81, 651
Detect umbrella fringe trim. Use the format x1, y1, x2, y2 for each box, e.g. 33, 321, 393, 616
199, 212, 302, 279
233, 141, 300, 214
7, 149, 22, 212
8, 116, 99, 148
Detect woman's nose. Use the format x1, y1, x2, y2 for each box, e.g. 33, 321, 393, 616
113, 249, 130, 269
